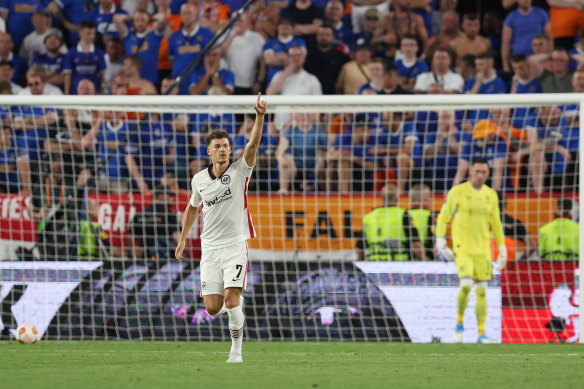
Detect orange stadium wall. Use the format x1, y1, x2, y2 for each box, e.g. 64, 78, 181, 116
246, 194, 559, 253
0, 193, 565, 258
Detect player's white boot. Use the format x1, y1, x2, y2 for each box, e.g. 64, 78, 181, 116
454, 323, 464, 343
226, 352, 243, 363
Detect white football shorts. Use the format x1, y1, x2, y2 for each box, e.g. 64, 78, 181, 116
200, 241, 249, 296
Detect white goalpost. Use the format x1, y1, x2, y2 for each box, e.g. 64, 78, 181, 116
0, 93, 581, 344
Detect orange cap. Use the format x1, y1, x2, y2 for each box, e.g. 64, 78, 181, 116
473, 120, 498, 139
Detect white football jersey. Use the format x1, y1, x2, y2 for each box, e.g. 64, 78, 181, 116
190, 158, 256, 249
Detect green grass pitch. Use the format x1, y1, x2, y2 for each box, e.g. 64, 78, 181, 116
1, 341, 583, 389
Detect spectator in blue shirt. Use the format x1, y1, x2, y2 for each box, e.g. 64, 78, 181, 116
501, 0, 551, 73
327, 114, 379, 193
189, 47, 235, 95
0, 126, 18, 193
453, 119, 508, 192
30, 28, 65, 89
324, 0, 352, 48
168, 2, 214, 94
0, 0, 40, 46
423, 110, 471, 191
275, 112, 327, 193
372, 110, 422, 193
263, 16, 307, 85
509, 54, 542, 127
46, 0, 88, 45
12, 69, 57, 195
87, 0, 129, 46
126, 113, 174, 190
115, 9, 167, 86
0, 32, 27, 85
510, 54, 542, 94
465, 51, 507, 94
530, 105, 575, 191
394, 34, 428, 92
63, 21, 107, 95
93, 110, 135, 194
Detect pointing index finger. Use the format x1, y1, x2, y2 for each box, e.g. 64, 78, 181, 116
257, 92, 261, 105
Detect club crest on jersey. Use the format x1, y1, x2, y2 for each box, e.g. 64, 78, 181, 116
221, 175, 231, 185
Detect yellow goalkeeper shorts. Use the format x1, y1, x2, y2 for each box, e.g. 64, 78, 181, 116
454, 252, 492, 281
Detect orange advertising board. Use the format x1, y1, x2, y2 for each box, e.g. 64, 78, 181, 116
247, 194, 561, 252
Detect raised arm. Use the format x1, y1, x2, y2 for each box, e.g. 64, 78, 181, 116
243, 93, 268, 167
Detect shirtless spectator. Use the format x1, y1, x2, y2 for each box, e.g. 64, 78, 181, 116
121, 55, 158, 95
374, 0, 428, 53
449, 13, 491, 67
431, 0, 458, 37
425, 10, 459, 59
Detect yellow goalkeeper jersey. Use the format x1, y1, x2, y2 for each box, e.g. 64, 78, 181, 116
436, 182, 505, 257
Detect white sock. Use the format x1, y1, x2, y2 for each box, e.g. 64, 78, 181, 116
215, 296, 243, 317
215, 302, 227, 317
226, 305, 244, 354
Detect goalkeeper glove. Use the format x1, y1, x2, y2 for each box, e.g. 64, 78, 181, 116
496, 245, 507, 271
435, 237, 455, 262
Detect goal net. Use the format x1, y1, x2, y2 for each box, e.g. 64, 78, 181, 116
0, 94, 581, 344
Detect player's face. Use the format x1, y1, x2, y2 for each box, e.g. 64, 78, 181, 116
277, 22, 293, 37
572, 72, 584, 92
551, 51, 570, 74
0, 65, 12, 82
511, 60, 530, 79
133, 12, 149, 33
400, 39, 418, 57
45, 35, 62, 52
469, 163, 490, 187
208, 138, 231, 164
462, 19, 479, 39
325, 1, 343, 22
432, 51, 450, 72
368, 62, 383, 78
80, 28, 96, 44
77, 80, 96, 95
27, 76, 44, 95
532, 38, 548, 54
181, 4, 197, 26
316, 28, 334, 47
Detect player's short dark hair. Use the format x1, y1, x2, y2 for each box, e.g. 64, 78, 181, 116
0, 60, 13, 69
475, 51, 493, 61
462, 54, 475, 68
511, 54, 527, 64
556, 198, 574, 214
400, 34, 418, 45
462, 12, 478, 21
108, 36, 124, 46
383, 63, 398, 74
79, 20, 96, 30
471, 157, 489, 167
533, 33, 549, 42
206, 129, 230, 145
319, 23, 334, 33
125, 55, 143, 70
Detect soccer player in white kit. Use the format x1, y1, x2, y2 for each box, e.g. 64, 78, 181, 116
175, 93, 267, 363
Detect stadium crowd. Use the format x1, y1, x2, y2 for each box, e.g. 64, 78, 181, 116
0, 0, 579, 261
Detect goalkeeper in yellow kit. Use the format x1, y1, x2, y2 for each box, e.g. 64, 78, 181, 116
435, 158, 506, 344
